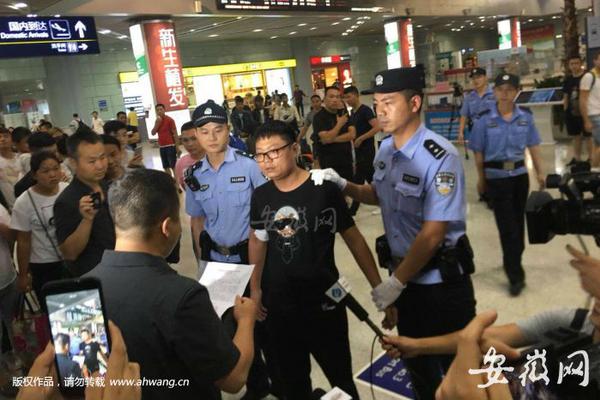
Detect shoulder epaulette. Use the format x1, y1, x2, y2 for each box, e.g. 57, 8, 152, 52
475, 108, 491, 119
424, 139, 447, 160
235, 150, 255, 159
519, 106, 532, 114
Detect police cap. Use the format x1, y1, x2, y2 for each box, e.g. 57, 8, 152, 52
192, 100, 228, 128
362, 65, 426, 95
469, 67, 487, 78
494, 73, 520, 89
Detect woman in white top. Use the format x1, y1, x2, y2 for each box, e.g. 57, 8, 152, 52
11, 152, 68, 298
274, 93, 301, 132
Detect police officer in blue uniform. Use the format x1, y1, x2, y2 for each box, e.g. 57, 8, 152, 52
469, 73, 545, 297
185, 100, 277, 400
457, 67, 495, 143
311, 67, 476, 400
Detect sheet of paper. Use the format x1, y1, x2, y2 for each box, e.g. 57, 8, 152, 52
199, 262, 254, 317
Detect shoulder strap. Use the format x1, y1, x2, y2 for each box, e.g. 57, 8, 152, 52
570, 308, 589, 331
26, 189, 63, 260
423, 139, 447, 160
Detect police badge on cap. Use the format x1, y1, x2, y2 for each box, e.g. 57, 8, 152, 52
494, 73, 519, 89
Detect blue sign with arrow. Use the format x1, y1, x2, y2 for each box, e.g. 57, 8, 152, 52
0, 16, 99, 58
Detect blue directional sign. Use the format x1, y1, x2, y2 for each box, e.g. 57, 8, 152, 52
0, 16, 99, 58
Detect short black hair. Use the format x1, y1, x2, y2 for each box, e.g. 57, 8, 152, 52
343, 86, 359, 95
103, 120, 127, 135
39, 121, 53, 130
116, 111, 126, 118
325, 86, 340, 95
30, 151, 60, 173
310, 94, 321, 101
27, 133, 56, 152
155, 104, 165, 109
73, 113, 79, 118
0, 127, 8, 135
55, 333, 70, 348
80, 328, 90, 335
181, 121, 195, 133
11, 127, 31, 144
56, 135, 68, 157
129, 107, 135, 111
568, 55, 582, 61
101, 134, 121, 148
253, 120, 296, 144
67, 126, 101, 159
108, 169, 179, 239
234, 96, 244, 103
400, 89, 424, 113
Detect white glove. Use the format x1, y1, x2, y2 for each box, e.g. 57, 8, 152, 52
310, 168, 347, 190
371, 275, 406, 311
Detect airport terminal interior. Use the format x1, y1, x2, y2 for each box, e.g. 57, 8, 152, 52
2, 0, 600, 399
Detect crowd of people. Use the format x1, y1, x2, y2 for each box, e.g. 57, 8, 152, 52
0, 65, 599, 400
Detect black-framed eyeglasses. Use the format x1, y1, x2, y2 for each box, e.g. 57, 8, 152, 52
254, 142, 293, 163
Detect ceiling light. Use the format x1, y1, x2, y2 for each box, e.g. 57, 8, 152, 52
98, 29, 111, 34
26, 13, 36, 17
479, 16, 485, 19
189, 29, 195, 32
209, 34, 219, 37
460, 25, 464, 28
445, 23, 452, 26
589, 8, 593, 12
310, 27, 317, 30
555, 34, 563, 38
480, 26, 485, 28
356, 21, 365, 25
342, 17, 352, 21
253, 29, 263, 32
469, 22, 475, 26
332, 22, 340, 25
289, 31, 297, 35
298, 23, 307, 26
54, 14, 60, 18
538, 18, 544, 22
528, 19, 533, 22
11, 2, 27, 9
342, 32, 348, 36
416, 24, 423, 28
213, 22, 218, 26
237, 16, 243, 19
270, 35, 278, 39
351, 25, 358, 28
118, 35, 128, 39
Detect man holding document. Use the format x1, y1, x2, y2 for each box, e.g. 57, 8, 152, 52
85, 169, 257, 400
249, 121, 397, 400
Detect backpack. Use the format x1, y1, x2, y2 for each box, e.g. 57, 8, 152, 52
572, 70, 598, 116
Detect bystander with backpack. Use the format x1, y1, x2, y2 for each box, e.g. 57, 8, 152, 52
580, 52, 600, 166
564, 55, 592, 165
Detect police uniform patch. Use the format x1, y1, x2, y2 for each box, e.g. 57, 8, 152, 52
231, 176, 246, 183
424, 139, 447, 160
377, 161, 386, 170
235, 150, 254, 159
402, 174, 420, 185
199, 184, 209, 191
435, 172, 456, 196
518, 119, 529, 126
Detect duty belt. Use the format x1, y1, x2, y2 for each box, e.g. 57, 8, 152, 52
212, 239, 249, 256
483, 160, 525, 170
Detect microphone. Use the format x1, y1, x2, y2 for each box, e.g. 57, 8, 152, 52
325, 276, 385, 338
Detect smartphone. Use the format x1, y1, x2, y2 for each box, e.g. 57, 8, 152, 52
90, 192, 101, 210
42, 278, 111, 397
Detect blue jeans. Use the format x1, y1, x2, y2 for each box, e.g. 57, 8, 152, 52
589, 114, 600, 144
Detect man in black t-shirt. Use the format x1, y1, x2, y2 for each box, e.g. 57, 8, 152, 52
54, 127, 115, 276
563, 55, 592, 165
248, 121, 396, 400
344, 86, 380, 215
78, 329, 107, 376
311, 86, 356, 180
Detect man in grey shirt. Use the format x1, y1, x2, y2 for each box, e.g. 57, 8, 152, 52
297, 95, 323, 144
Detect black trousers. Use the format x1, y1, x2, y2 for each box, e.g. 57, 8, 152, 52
30, 261, 67, 301
486, 174, 529, 284
295, 102, 304, 117
318, 158, 354, 182
349, 148, 375, 215
266, 305, 359, 400
206, 250, 280, 395
395, 276, 476, 400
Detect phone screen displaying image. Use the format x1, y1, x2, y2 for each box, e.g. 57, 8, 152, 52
45, 282, 110, 394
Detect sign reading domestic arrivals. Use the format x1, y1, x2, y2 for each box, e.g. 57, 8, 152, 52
217, 0, 351, 11
0, 16, 99, 58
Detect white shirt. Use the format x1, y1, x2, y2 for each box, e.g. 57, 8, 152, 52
0, 154, 22, 209
18, 153, 31, 176
0, 205, 16, 290
274, 104, 301, 124
91, 117, 104, 134
580, 70, 600, 116
10, 182, 67, 263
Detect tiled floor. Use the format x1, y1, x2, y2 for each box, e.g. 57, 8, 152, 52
152, 139, 591, 400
